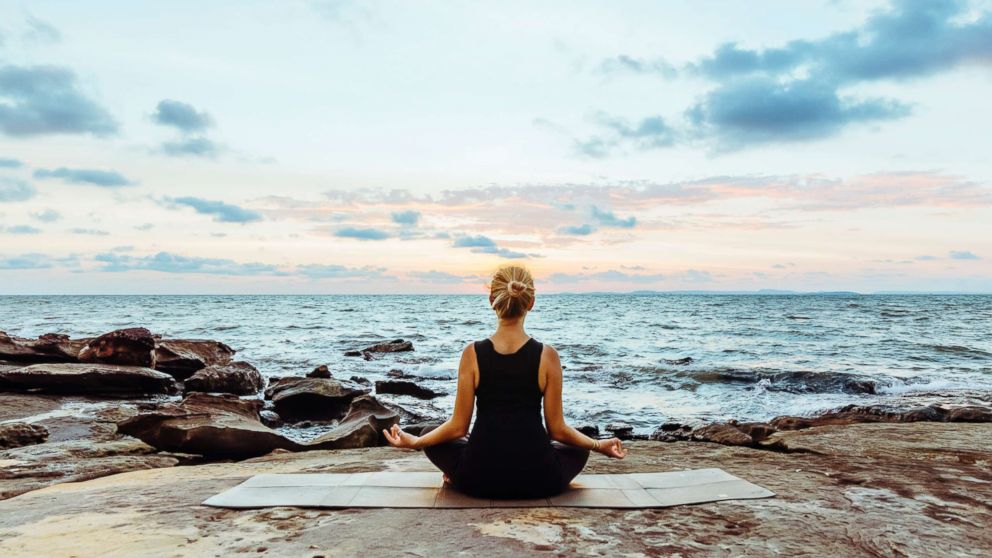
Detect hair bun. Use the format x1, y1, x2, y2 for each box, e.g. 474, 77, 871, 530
507, 280, 527, 297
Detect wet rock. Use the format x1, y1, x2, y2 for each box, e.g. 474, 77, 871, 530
401, 421, 439, 436
375, 380, 442, 399
184, 361, 264, 395
380, 399, 432, 424
117, 393, 303, 459
346, 339, 414, 359
386, 368, 412, 378
259, 410, 283, 428
363, 339, 414, 353
153, 339, 235, 379
78, 328, 157, 368
575, 424, 599, 438
266, 377, 372, 422
0, 422, 49, 449
307, 364, 332, 379
691, 423, 753, 447
650, 423, 692, 442
0, 331, 88, 363
605, 422, 634, 440
947, 405, 992, 422
664, 357, 694, 366
0, 363, 177, 396
770, 403, 992, 431
350, 376, 371, 385
309, 395, 400, 449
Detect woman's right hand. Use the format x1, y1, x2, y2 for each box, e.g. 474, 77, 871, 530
594, 437, 628, 459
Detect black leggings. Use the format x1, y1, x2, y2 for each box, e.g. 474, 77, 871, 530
419, 423, 590, 494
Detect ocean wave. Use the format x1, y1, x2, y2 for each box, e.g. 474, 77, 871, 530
923, 344, 992, 359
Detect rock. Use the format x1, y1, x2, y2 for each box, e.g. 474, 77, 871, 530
770, 403, 992, 431
78, 328, 157, 368
375, 380, 442, 399
650, 423, 692, 442
309, 395, 400, 449
0, 363, 177, 396
266, 377, 371, 422
346, 339, 414, 358
153, 339, 235, 379
734, 422, 777, 442
380, 399, 432, 425
575, 424, 599, 437
350, 375, 371, 385
605, 422, 634, 439
0, 331, 88, 363
117, 393, 303, 459
664, 357, 694, 366
691, 423, 754, 446
184, 361, 264, 395
307, 364, 332, 379
947, 406, 992, 422
3, 422, 990, 556
259, 410, 283, 428
386, 368, 411, 378
0, 422, 49, 449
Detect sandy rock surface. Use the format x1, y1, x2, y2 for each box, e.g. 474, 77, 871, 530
0, 422, 989, 557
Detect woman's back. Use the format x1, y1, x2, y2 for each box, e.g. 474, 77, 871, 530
454, 336, 564, 498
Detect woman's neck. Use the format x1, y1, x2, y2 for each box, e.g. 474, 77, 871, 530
493, 317, 527, 339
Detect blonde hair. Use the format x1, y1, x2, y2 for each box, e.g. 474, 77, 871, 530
489, 264, 535, 320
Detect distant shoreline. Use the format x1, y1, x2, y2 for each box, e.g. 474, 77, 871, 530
2, 291, 991, 297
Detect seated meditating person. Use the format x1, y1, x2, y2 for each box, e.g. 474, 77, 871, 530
383, 264, 628, 499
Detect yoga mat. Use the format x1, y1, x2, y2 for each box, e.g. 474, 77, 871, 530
202, 468, 775, 509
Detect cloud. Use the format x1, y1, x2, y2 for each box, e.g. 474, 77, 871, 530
34, 167, 134, 187
452, 235, 528, 258
557, 223, 598, 236
24, 15, 62, 44
296, 263, 387, 279
949, 250, 980, 260
68, 228, 110, 236
408, 270, 476, 283
161, 136, 221, 158
685, 76, 910, 148
168, 197, 262, 223
0, 253, 55, 270
1, 225, 41, 234
0, 157, 23, 168
0, 177, 36, 202
0, 65, 118, 137
591, 0, 992, 153
335, 227, 390, 240
915, 255, 938, 261
152, 99, 213, 133
30, 208, 61, 222
591, 206, 636, 228
95, 251, 283, 275
597, 55, 677, 78
391, 210, 420, 226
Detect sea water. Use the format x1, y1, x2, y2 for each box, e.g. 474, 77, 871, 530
2, 294, 990, 434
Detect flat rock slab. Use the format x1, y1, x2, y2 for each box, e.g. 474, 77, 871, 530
203, 468, 774, 509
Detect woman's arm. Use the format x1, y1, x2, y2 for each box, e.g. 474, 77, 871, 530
542, 344, 628, 459
383, 342, 477, 450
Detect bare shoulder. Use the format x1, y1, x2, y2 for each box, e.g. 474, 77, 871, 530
459, 341, 477, 366
541, 343, 561, 366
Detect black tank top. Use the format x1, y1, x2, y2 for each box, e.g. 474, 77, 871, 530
453, 337, 565, 499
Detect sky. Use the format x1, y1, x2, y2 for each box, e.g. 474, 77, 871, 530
1, 0, 991, 294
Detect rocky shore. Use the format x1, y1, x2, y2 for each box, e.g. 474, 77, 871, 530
1, 327, 991, 556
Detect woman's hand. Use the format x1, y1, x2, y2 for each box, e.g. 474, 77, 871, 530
382, 424, 421, 449
594, 437, 628, 459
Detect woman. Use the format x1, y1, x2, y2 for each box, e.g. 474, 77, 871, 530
383, 264, 628, 499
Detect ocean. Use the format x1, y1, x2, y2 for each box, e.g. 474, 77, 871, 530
2, 294, 991, 435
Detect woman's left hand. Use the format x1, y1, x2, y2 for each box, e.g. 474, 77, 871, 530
382, 424, 421, 449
